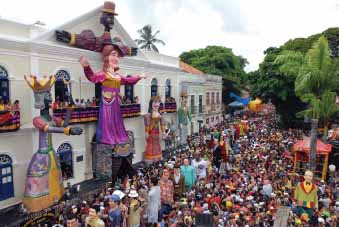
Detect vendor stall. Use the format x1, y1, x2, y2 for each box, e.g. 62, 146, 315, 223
292, 138, 332, 180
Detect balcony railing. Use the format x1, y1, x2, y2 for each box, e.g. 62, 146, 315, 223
0, 110, 20, 132
53, 104, 141, 125
160, 102, 177, 113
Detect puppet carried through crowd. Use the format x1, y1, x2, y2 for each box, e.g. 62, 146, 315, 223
79, 40, 146, 182
177, 87, 191, 147
23, 75, 83, 213
144, 96, 167, 165
55, 1, 146, 183
293, 170, 318, 223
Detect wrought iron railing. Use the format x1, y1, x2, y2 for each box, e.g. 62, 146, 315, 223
160, 102, 177, 113
53, 104, 141, 124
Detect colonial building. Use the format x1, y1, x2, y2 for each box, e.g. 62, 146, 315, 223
0, 5, 222, 209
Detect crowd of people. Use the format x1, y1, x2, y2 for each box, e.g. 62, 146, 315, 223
19, 110, 338, 227
0, 99, 20, 111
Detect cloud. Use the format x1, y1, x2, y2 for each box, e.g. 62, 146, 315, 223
1, 0, 338, 72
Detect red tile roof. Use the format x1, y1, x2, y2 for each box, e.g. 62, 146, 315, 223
179, 61, 204, 75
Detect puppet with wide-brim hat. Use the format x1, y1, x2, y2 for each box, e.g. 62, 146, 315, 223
101, 1, 119, 15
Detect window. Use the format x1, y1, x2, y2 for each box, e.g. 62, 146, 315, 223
165, 79, 171, 99
0, 154, 14, 200
199, 95, 203, 113
216, 92, 220, 104
211, 92, 215, 105
57, 143, 73, 180
55, 70, 71, 103
206, 92, 210, 105
151, 78, 158, 97
190, 95, 195, 114
124, 75, 134, 104
0, 66, 9, 102
206, 118, 209, 124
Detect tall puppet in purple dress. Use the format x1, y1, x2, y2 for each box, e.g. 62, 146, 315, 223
79, 40, 146, 182
23, 75, 82, 213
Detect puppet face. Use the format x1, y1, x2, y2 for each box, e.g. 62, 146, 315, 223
152, 99, 161, 111
100, 12, 115, 31
304, 170, 313, 183
108, 49, 120, 69
34, 91, 51, 110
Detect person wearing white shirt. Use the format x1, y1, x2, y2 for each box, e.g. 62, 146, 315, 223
191, 152, 207, 181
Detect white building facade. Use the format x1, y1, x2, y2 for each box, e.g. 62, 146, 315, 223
0, 6, 222, 209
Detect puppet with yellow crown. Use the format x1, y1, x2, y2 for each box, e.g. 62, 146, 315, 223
23, 75, 83, 213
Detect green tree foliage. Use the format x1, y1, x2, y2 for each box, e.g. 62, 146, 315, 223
277, 36, 339, 133
248, 28, 339, 128
276, 36, 339, 171
179, 46, 248, 104
134, 25, 165, 52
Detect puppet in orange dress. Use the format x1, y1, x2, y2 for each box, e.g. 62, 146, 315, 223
144, 96, 167, 164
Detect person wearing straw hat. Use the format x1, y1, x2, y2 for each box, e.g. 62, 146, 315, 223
128, 190, 142, 227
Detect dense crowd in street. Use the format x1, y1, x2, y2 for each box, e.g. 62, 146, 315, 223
18, 111, 338, 227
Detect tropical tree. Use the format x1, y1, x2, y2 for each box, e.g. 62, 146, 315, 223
134, 24, 165, 52
179, 46, 248, 105
275, 36, 339, 171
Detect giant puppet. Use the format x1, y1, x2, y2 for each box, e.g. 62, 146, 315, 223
55, 1, 137, 56
79, 39, 146, 182
56, 2, 144, 182
177, 87, 191, 146
293, 170, 318, 221
144, 96, 167, 164
23, 75, 82, 213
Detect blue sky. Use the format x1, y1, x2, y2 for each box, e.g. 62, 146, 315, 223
1, 0, 338, 71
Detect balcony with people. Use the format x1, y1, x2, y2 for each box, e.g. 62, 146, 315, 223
52, 96, 141, 125
0, 99, 20, 132
160, 96, 177, 113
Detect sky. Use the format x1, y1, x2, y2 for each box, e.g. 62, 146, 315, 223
1, 0, 338, 71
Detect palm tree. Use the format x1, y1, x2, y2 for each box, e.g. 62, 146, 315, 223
134, 25, 165, 52
275, 36, 339, 171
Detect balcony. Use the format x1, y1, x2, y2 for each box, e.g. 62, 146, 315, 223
160, 102, 177, 113
53, 104, 141, 124
0, 110, 20, 132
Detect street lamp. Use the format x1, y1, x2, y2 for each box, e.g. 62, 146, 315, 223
329, 164, 336, 190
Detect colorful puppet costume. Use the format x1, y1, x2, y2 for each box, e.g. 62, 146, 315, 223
294, 181, 318, 218
83, 66, 140, 147
23, 120, 64, 212
178, 90, 191, 146
144, 98, 166, 164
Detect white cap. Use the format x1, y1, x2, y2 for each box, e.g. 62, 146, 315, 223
113, 190, 126, 200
